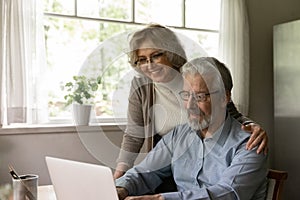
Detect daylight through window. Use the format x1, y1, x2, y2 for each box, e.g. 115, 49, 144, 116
43, 0, 221, 124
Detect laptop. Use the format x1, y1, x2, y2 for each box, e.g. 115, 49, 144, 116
45, 156, 118, 200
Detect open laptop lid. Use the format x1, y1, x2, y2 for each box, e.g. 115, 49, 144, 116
45, 156, 118, 200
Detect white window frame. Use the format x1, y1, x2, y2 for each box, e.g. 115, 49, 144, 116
43, 0, 220, 125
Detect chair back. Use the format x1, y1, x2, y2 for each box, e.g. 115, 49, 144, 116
266, 169, 288, 200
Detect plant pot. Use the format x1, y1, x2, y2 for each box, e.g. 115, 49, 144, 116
72, 104, 92, 126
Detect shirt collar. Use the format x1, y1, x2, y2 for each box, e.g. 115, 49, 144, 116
202, 113, 231, 147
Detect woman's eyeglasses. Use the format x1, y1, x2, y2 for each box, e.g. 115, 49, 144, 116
178, 91, 219, 102
134, 51, 165, 66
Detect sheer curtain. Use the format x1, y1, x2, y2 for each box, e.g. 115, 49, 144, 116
0, 0, 47, 126
218, 0, 250, 115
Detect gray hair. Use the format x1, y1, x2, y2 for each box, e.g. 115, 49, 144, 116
181, 57, 227, 96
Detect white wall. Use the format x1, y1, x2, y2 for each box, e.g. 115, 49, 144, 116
0, 125, 124, 185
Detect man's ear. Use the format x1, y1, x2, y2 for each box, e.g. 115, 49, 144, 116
226, 91, 231, 103
221, 91, 231, 107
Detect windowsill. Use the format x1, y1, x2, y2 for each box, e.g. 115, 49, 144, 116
0, 122, 126, 135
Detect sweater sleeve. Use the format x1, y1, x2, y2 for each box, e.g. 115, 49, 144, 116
116, 77, 153, 169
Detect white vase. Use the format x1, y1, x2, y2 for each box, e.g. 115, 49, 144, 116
72, 104, 92, 126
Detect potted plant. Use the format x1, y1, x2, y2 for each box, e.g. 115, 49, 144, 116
61, 75, 101, 125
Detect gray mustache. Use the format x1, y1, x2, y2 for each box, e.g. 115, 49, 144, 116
187, 108, 204, 116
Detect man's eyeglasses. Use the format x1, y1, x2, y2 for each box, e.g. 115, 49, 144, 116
134, 51, 165, 66
178, 91, 219, 102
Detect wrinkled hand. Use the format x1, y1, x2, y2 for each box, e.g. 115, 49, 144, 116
242, 123, 268, 155
114, 170, 125, 179
117, 187, 129, 200
124, 194, 164, 200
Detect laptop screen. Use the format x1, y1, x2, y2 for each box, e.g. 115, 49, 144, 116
45, 156, 118, 200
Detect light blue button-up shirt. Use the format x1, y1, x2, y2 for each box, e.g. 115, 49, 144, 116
115, 115, 268, 200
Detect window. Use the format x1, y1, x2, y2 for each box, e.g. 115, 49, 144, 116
43, 0, 221, 124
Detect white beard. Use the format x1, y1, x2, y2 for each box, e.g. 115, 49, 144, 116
188, 115, 210, 131
187, 107, 211, 131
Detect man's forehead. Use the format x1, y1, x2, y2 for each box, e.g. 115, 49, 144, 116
183, 73, 209, 89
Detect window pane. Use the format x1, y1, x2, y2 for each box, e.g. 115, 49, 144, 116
44, 16, 137, 120
185, 0, 221, 30
176, 29, 219, 57
77, 0, 132, 21
135, 0, 183, 26
44, 0, 74, 15
42, 0, 220, 123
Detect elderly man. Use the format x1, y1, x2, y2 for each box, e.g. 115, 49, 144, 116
116, 57, 268, 200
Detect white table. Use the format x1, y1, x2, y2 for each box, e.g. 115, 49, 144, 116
38, 185, 56, 200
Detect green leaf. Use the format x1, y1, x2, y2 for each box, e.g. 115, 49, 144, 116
61, 75, 101, 106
